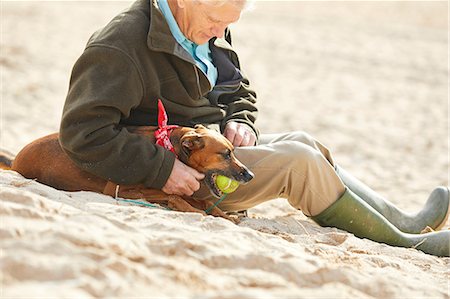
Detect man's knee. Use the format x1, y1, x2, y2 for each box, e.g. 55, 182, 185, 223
271, 140, 326, 167
260, 131, 317, 146
289, 131, 317, 145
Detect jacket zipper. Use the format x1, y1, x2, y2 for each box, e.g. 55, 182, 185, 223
193, 66, 203, 97
193, 65, 213, 97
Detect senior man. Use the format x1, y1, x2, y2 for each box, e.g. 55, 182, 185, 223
60, 0, 449, 256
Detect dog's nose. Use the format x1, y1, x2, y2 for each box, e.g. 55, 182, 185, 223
240, 168, 254, 183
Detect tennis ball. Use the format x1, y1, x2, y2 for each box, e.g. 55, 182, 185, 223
215, 175, 240, 194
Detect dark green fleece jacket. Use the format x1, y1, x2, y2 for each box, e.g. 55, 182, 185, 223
59, 0, 258, 189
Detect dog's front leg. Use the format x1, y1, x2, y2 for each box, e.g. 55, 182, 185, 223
206, 202, 240, 224
184, 198, 240, 224
166, 195, 207, 215
104, 182, 207, 215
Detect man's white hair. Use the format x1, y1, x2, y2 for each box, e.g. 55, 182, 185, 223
193, 0, 254, 11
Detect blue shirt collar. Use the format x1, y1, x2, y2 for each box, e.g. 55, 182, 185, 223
157, 0, 193, 46
156, 0, 217, 87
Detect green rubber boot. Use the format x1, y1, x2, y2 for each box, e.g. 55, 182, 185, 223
335, 165, 450, 233
311, 188, 450, 257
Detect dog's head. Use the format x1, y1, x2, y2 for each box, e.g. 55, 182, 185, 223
174, 124, 254, 198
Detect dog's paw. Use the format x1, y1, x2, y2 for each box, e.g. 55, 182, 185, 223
224, 214, 241, 224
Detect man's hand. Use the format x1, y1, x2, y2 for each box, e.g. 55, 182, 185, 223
162, 159, 205, 196
223, 121, 256, 147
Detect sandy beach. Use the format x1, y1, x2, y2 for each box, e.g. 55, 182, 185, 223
1, 1, 449, 298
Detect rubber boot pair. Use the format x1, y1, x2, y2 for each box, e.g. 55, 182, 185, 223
311, 166, 450, 257
335, 166, 450, 233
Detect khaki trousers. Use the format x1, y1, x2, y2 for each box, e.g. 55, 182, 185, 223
193, 131, 346, 217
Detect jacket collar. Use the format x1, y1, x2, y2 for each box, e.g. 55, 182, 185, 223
146, 0, 235, 60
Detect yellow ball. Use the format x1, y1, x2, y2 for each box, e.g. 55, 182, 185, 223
215, 175, 239, 193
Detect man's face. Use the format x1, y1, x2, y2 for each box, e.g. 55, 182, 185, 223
177, 0, 243, 45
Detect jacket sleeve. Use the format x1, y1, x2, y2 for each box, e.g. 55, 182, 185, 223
217, 30, 259, 139
59, 45, 175, 189
218, 78, 259, 138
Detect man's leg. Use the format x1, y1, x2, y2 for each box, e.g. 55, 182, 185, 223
194, 131, 345, 216
259, 132, 450, 233
192, 131, 449, 256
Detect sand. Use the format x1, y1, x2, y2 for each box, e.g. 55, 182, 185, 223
1, 1, 449, 298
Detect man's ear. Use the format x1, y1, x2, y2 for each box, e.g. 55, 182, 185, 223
176, 0, 185, 9
181, 134, 205, 151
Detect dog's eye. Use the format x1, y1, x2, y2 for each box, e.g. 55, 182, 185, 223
222, 150, 231, 160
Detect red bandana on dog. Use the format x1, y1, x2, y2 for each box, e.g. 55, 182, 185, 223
154, 99, 179, 156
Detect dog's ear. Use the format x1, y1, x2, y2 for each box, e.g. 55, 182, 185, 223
194, 124, 207, 130
181, 134, 205, 151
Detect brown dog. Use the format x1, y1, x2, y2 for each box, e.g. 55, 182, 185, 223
0, 125, 254, 222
